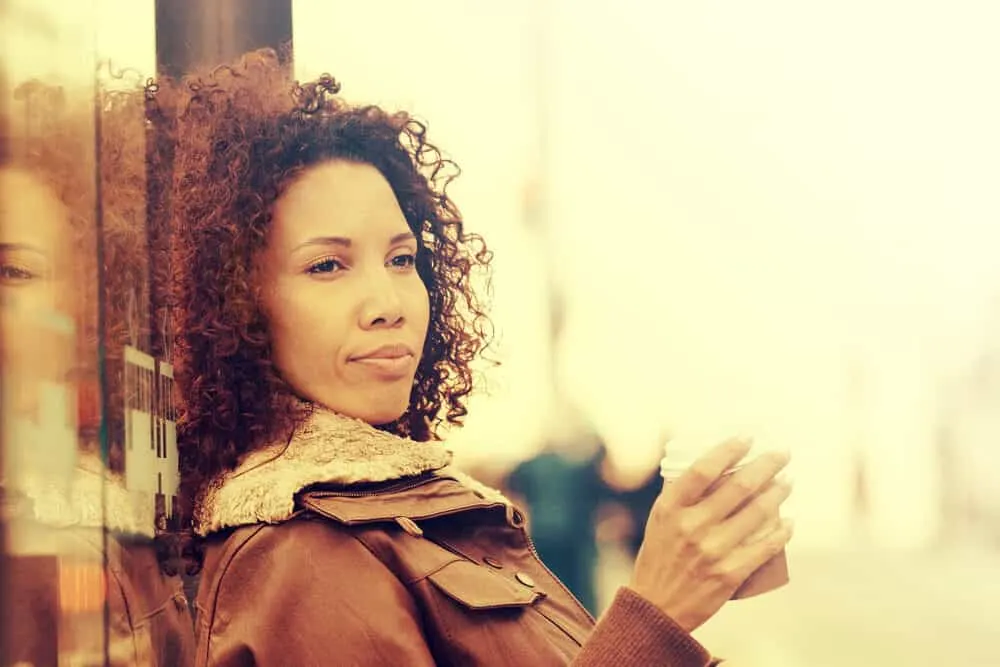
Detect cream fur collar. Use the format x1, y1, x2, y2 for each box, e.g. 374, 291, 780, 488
7, 454, 156, 538
195, 408, 508, 536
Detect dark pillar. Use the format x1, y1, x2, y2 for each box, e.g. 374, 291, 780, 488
147, 0, 294, 358
154, 0, 293, 78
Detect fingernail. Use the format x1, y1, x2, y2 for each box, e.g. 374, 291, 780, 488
782, 518, 795, 534
776, 473, 794, 489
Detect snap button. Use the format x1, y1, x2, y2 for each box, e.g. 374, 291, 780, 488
483, 556, 503, 569
515, 572, 536, 588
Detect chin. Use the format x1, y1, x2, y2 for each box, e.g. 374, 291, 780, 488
338, 396, 410, 428
367, 406, 409, 427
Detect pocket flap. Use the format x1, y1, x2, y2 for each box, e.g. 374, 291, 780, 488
428, 560, 541, 610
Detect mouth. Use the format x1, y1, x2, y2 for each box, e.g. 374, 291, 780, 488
349, 344, 416, 379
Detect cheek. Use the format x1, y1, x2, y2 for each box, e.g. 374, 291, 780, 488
270, 303, 313, 354
408, 281, 431, 335
263, 288, 300, 364
266, 287, 348, 368
0, 299, 76, 401
5, 282, 60, 313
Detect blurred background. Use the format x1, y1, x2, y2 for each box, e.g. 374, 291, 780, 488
3, 0, 1000, 665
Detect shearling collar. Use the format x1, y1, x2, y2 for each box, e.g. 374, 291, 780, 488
5, 454, 156, 538
194, 408, 510, 537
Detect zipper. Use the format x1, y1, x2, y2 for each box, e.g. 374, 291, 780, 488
304, 475, 507, 524
308, 498, 508, 526
522, 528, 597, 625
306, 472, 448, 499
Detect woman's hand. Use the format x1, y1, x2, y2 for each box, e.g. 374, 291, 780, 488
627, 437, 794, 632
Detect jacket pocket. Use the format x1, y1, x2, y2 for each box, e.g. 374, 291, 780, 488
428, 560, 541, 611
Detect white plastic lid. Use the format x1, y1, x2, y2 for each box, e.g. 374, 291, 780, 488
659, 426, 757, 480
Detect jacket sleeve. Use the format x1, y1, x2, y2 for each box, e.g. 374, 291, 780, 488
571, 587, 717, 667
196, 519, 437, 667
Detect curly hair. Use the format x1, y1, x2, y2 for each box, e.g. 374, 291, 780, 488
157, 49, 495, 521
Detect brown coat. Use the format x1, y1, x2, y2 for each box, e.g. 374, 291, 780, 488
192, 410, 719, 667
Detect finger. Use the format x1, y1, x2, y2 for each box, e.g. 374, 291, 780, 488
714, 517, 794, 586
746, 517, 794, 553
706, 477, 793, 554
670, 436, 753, 506
702, 450, 790, 520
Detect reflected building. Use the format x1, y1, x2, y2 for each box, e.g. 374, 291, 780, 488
123, 347, 180, 533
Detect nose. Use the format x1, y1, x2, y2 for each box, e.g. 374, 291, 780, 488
358, 268, 405, 329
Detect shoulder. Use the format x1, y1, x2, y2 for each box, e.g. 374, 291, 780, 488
195, 516, 433, 664
208, 515, 388, 583
198, 515, 402, 617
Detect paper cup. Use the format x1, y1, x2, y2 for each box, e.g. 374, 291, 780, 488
660, 433, 789, 599
732, 546, 789, 599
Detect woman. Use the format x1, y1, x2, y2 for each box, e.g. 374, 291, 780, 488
1, 78, 195, 666
166, 50, 793, 667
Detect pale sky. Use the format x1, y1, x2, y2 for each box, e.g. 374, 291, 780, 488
302, 0, 1000, 549
7, 0, 1000, 549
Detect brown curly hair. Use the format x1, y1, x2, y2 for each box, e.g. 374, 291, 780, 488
158, 49, 495, 521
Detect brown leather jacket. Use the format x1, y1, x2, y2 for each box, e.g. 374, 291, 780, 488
191, 410, 719, 667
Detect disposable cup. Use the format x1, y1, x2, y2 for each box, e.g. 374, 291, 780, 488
660, 432, 789, 599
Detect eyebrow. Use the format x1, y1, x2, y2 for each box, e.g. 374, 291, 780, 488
0, 242, 46, 256
291, 232, 416, 253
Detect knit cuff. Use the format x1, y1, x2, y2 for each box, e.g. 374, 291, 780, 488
572, 587, 713, 667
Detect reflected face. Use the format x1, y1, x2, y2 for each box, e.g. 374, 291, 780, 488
259, 160, 430, 425
0, 167, 76, 408
0, 168, 73, 312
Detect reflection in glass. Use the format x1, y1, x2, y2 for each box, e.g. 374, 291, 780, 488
1, 74, 194, 666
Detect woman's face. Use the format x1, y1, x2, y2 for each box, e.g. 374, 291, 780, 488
0, 167, 77, 419
259, 160, 430, 425
0, 168, 73, 312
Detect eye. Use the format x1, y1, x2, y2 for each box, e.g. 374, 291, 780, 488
306, 257, 343, 275
0, 263, 39, 284
389, 253, 416, 269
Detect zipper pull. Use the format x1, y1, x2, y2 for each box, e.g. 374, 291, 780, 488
505, 505, 526, 529
394, 516, 424, 538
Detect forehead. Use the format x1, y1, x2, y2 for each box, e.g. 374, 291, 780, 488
271, 160, 408, 248
0, 167, 71, 251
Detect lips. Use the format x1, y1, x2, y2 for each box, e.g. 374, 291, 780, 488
350, 343, 415, 362
349, 343, 416, 379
